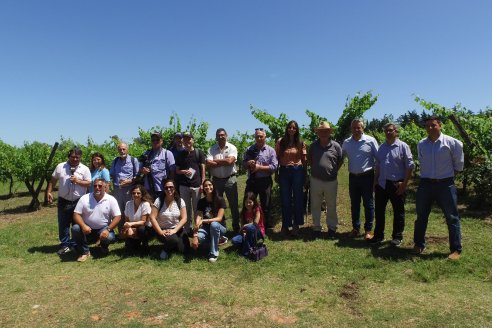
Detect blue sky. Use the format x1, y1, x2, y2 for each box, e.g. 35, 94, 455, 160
1, 0, 491, 146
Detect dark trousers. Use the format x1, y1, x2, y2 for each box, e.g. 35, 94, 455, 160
349, 172, 375, 231
155, 228, 190, 254
245, 176, 273, 229
414, 178, 462, 253
374, 181, 405, 240
57, 197, 78, 248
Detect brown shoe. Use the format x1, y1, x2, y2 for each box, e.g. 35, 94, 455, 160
281, 227, 290, 236
448, 251, 461, 260
291, 225, 300, 237
412, 246, 426, 255
364, 231, 373, 240
77, 252, 91, 262
350, 229, 360, 237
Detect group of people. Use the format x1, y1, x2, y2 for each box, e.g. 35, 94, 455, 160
45, 115, 465, 263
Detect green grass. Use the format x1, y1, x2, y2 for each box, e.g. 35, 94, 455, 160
1, 171, 491, 327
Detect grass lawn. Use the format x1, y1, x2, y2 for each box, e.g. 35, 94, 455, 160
0, 170, 491, 327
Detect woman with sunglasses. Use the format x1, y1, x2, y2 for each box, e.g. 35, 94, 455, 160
275, 120, 307, 236
121, 184, 153, 253
191, 179, 227, 262
149, 179, 190, 260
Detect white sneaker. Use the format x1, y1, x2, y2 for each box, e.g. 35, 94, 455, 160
208, 256, 218, 263
159, 250, 169, 260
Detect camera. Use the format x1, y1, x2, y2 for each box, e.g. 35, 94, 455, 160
138, 153, 151, 169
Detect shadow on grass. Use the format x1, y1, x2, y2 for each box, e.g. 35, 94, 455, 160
0, 205, 33, 215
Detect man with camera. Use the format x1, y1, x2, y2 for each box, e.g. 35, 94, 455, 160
139, 131, 176, 199
206, 128, 240, 233
110, 142, 140, 234
46, 147, 91, 256
242, 128, 278, 233
72, 178, 121, 262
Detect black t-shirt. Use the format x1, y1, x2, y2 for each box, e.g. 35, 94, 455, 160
176, 148, 206, 187
196, 196, 227, 227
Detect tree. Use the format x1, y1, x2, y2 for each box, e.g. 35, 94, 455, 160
333, 91, 378, 143
0, 140, 16, 196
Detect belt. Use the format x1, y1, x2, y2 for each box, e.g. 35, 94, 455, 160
280, 164, 303, 169
350, 170, 374, 177
422, 177, 453, 183
59, 197, 80, 205
212, 174, 236, 180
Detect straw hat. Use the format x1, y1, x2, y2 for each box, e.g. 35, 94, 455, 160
315, 121, 334, 132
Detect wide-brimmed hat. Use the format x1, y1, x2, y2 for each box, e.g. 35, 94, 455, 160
315, 121, 334, 131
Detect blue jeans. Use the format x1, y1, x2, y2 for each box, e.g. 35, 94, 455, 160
57, 198, 78, 248
414, 178, 462, 253
231, 224, 263, 256
197, 221, 227, 257
71, 224, 117, 254
349, 173, 374, 231
279, 166, 305, 229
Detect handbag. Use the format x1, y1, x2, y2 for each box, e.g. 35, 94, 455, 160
247, 224, 268, 261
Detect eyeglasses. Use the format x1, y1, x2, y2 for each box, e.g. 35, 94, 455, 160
94, 184, 105, 189
151, 139, 160, 142
164, 186, 175, 191
255, 128, 265, 131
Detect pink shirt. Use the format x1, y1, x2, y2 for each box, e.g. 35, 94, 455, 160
243, 206, 265, 236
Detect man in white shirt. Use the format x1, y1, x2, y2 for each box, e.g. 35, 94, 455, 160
206, 128, 240, 233
72, 178, 121, 262
342, 119, 379, 240
45, 147, 91, 256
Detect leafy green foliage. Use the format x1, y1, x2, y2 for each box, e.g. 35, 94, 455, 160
334, 91, 378, 143
0, 140, 16, 195
250, 105, 290, 145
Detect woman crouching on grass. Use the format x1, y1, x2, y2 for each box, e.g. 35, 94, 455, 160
149, 179, 190, 260
191, 179, 227, 263
231, 192, 265, 257
121, 184, 153, 253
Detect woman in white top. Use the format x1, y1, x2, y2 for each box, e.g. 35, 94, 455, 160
122, 184, 153, 252
149, 179, 190, 260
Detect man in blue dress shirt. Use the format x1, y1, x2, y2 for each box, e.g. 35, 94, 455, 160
413, 116, 464, 260
370, 123, 414, 247
342, 119, 379, 240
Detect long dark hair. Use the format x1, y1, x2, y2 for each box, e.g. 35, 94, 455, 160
158, 178, 181, 209
279, 120, 302, 154
90, 152, 107, 171
202, 178, 224, 216
130, 184, 154, 205
240, 191, 260, 225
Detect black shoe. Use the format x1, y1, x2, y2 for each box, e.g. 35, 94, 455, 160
327, 229, 337, 240
368, 237, 383, 246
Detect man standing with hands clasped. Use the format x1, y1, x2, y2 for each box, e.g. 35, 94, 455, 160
46, 147, 91, 256
342, 119, 379, 240
413, 116, 464, 260
370, 123, 414, 247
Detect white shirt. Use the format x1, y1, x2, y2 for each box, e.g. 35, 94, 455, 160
153, 197, 186, 229
342, 134, 379, 174
52, 162, 91, 201
124, 200, 152, 227
207, 142, 238, 178
74, 193, 121, 229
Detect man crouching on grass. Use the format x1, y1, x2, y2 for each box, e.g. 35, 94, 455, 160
72, 178, 121, 262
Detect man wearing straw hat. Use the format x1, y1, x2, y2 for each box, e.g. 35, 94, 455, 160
308, 121, 343, 239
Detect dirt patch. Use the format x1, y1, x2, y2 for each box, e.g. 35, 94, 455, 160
425, 236, 448, 245
339, 282, 359, 301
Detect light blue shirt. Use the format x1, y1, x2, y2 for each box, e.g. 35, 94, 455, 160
242, 144, 278, 178
418, 133, 464, 179
376, 139, 414, 188
89, 168, 111, 192
342, 133, 379, 174
110, 155, 139, 186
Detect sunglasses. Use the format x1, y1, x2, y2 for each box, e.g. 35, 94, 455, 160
255, 128, 265, 131
164, 186, 175, 191
151, 139, 160, 142
94, 184, 105, 189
